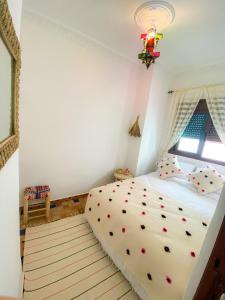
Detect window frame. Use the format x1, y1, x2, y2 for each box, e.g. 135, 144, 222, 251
169, 99, 225, 166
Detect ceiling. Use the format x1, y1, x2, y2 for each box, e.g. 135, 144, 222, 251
23, 0, 225, 73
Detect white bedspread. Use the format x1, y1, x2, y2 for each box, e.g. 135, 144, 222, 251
85, 174, 217, 300
137, 172, 219, 220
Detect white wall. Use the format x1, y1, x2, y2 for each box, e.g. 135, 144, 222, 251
172, 62, 225, 90
125, 68, 154, 174
0, 1, 23, 297
20, 12, 148, 202
136, 64, 173, 175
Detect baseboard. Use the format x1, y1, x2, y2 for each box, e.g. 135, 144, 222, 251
54, 192, 88, 203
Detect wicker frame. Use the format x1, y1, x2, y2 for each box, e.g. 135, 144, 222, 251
0, 0, 21, 169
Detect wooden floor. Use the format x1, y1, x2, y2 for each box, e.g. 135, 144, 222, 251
20, 196, 87, 258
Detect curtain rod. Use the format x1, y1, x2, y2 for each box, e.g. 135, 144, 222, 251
168, 82, 225, 94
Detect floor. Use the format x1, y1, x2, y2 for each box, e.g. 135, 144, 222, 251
20, 195, 87, 258
23, 214, 139, 300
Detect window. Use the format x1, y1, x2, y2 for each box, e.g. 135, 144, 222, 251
169, 99, 225, 165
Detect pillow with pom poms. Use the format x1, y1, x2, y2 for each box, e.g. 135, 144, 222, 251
157, 155, 184, 179
188, 165, 225, 195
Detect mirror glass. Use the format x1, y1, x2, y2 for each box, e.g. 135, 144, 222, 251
0, 35, 13, 142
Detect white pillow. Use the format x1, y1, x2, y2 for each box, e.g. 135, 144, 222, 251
188, 166, 225, 195
157, 155, 184, 179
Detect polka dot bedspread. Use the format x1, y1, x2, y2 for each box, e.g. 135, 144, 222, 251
85, 179, 209, 300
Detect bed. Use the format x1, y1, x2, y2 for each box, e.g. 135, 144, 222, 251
23, 172, 219, 300
85, 172, 220, 300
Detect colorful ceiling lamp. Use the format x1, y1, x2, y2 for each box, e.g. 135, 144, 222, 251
134, 1, 175, 69
138, 28, 163, 69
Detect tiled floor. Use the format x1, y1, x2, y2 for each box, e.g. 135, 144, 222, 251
20, 196, 87, 258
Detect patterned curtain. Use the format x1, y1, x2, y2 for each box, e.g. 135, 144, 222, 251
164, 88, 204, 152
204, 86, 225, 144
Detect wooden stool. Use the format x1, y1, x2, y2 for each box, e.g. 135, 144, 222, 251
23, 185, 51, 226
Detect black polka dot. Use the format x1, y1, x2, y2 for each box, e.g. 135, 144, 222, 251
164, 246, 170, 253
210, 181, 213, 184
159, 197, 163, 200
126, 249, 130, 255
185, 231, 191, 236
202, 222, 207, 227
178, 207, 183, 211
142, 202, 146, 206
116, 184, 120, 187
99, 190, 102, 193
89, 207, 91, 211
147, 273, 152, 280
109, 232, 113, 236
122, 209, 126, 214
166, 163, 169, 166
205, 175, 208, 178
160, 165, 163, 168
132, 181, 135, 184
97, 218, 100, 222
161, 214, 166, 219
141, 225, 145, 230
109, 198, 112, 202
128, 192, 131, 195
200, 170, 203, 173
144, 188, 147, 191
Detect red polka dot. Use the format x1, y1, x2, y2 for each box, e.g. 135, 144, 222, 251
143, 194, 147, 197
112, 190, 116, 192
197, 182, 200, 185
192, 177, 195, 180
107, 214, 111, 218
122, 227, 126, 233
190, 251, 196, 257
89, 194, 92, 197
202, 189, 205, 193
160, 205, 165, 209
124, 199, 128, 203
166, 172, 168, 175
141, 248, 146, 254
182, 217, 187, 222
166, 276, 172, 284
97, 203, 100, 206
178, 169, 181, 172
162, 227, 167, 232
160, 174, 162, 177
141, 211, 146, 215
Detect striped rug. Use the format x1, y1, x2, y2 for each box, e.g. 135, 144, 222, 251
23, 214, 139, 300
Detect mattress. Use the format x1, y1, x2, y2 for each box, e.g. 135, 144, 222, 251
136, 172, 219, 220
85, 173, 218, 300
23, 214, 139, 300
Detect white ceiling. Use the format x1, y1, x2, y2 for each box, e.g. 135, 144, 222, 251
23, 0, 225, 73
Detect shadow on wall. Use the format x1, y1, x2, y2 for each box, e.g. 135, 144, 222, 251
91, 171, 115, 189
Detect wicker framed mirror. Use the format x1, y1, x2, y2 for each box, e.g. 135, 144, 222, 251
0, 0, 21, 169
